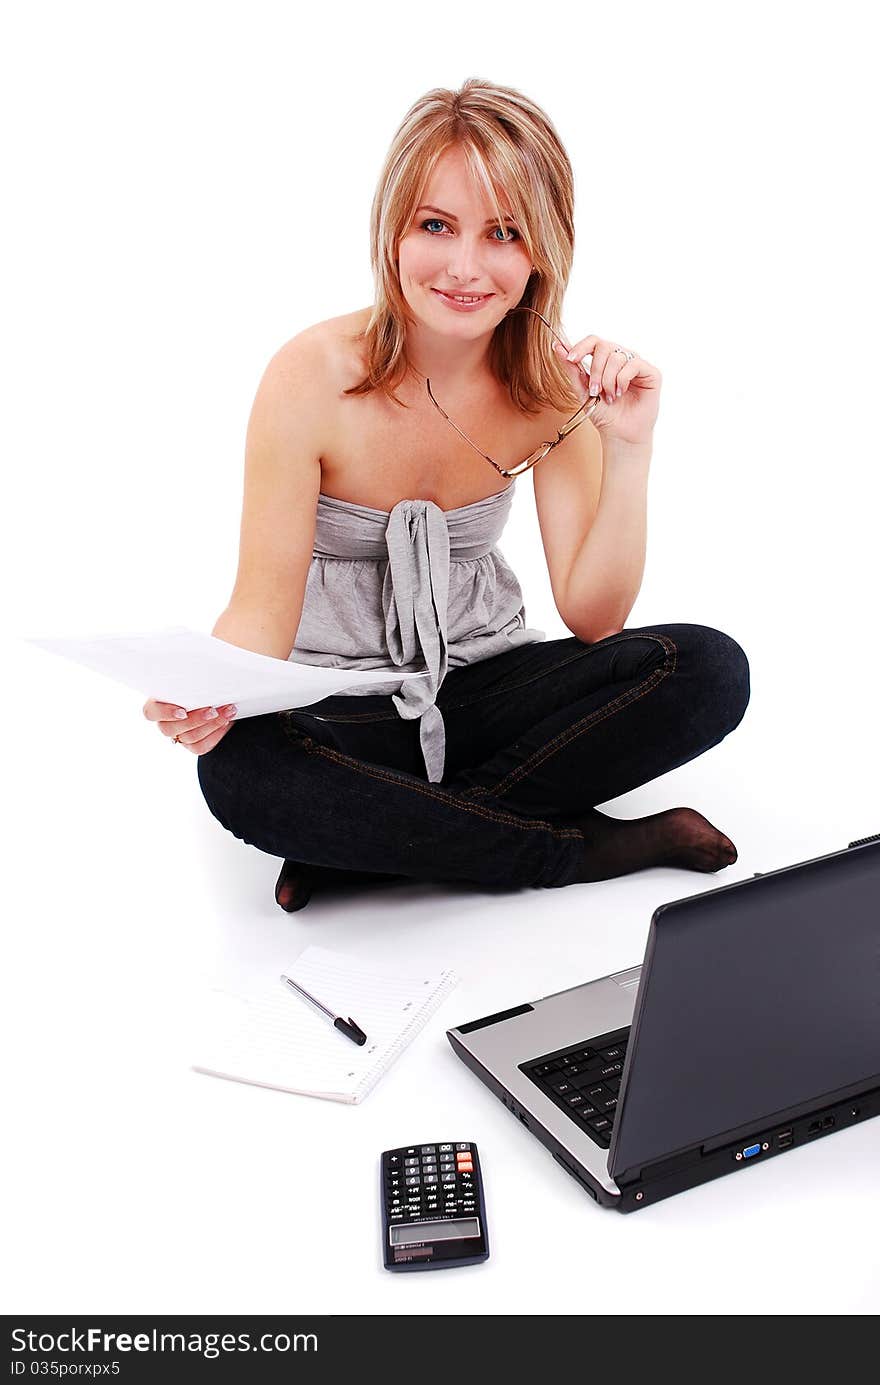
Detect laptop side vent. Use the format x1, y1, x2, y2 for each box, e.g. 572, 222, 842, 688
848, 833, 880, 848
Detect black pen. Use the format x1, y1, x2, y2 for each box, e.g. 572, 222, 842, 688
279, 974, 367, 1046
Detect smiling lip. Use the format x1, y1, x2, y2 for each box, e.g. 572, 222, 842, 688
432, 289, 494, 310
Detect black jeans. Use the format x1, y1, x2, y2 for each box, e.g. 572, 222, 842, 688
197, 623, 750, 891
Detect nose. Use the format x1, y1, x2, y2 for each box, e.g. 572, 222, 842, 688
445, 236, 487, 286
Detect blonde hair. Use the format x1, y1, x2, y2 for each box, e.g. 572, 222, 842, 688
343, 77, 581, 418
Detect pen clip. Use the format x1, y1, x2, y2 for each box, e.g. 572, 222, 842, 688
334, 1016, 367, 1046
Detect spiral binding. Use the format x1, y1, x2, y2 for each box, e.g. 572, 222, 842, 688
354, 970, 459, 1102
848, 833, 880, 848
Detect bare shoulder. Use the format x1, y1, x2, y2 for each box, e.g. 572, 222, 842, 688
268, 307, 371, 394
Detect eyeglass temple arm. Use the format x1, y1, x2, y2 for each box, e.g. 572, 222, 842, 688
425, 379, 500, 468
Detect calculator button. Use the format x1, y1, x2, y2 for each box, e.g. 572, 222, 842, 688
442, 1173, 456, 1184
420, 1145, 436, 1154
405, 1176, 420, 1187
424, 1174, 438, 1184
439, 1144, 453, 1151
455, 1143, 471, 1151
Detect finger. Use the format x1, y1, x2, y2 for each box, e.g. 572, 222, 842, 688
586, 345, 613, 400
177, 714, 231, 747
563, 335, 599, 364
158, 703, 237, 740
615, 358, 642, 394
598, 348, 635, 404
144, 698, 188, 723
180, 720, 234, 756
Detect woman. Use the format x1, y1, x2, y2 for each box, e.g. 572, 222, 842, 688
143, 78, 750, 911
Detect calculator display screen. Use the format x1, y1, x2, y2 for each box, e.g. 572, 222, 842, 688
390, 1218, 480, 1247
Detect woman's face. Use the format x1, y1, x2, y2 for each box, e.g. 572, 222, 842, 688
397, 145, 534, 337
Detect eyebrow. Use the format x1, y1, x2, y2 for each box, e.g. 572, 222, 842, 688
416, 204, 517, 224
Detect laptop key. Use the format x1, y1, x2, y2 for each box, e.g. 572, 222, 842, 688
588, 1083, 615, 1104
570, 1069, 608, 1092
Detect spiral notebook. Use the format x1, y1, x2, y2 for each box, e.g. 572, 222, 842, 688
192, 945, 459, 1104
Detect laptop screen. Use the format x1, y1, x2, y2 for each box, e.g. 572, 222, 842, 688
609, 842, 880, 1182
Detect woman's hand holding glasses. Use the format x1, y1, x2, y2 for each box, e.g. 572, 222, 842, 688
552, 332, 662, 448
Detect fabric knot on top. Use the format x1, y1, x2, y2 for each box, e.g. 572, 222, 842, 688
291, 485, 546, 782
383, 499, 451, 783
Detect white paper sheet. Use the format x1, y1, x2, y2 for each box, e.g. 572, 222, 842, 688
25, 625, 429, 718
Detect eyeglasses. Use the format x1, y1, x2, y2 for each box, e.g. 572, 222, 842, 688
425, 304, 599, 479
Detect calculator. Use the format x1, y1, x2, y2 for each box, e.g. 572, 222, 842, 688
380, 1142, 490, 1271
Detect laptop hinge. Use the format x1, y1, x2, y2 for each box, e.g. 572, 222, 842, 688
616, 1145, 702, 1187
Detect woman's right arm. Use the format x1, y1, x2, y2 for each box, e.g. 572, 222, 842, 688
144, 330, 326, 754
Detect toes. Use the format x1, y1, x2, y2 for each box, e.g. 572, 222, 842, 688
275, 862, 314, 912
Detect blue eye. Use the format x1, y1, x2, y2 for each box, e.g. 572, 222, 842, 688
419, 218, 520, 242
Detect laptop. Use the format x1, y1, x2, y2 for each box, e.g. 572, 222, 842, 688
447, 834, 880, 1212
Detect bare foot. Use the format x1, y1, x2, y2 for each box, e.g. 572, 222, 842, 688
571, 806, 738, 883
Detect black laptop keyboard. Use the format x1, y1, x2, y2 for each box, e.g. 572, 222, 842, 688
519, 1027, 631, 1149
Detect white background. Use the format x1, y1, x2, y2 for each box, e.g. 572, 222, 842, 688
4, 0, 878, 1316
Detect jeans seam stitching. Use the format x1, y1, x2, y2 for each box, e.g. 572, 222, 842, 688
280, 720, 582, 839
440, 646, 595, 712
278, 645, 594, 724
463, 632, 678, 801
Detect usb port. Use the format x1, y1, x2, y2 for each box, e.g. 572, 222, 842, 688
777, 1129, 793, 1149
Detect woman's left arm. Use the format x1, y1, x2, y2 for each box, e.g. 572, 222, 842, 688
533, 333, 662, 643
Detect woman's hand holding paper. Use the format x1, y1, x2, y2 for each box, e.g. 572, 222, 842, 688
143, 697, 237, 755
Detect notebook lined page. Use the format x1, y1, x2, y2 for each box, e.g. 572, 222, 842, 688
192, 945, 459, 1103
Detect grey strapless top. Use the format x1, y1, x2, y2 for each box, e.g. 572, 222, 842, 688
290, 483, 546, 782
